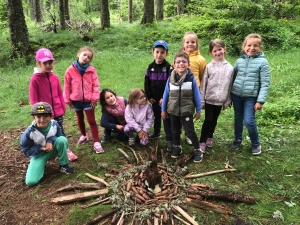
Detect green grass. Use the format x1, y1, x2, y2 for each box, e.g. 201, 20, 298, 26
1, 19, 300, 224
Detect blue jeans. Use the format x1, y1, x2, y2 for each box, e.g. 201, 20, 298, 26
231, 94, 260, 145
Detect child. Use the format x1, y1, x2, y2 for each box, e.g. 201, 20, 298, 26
29, 48, 78, 161
161, 52, 203, 163
231, 33, 270, 155
144, 40, 173, 151
63, 46, 103, 153
180, 31, 207, 145
199, 39, 234, 152
20, 102, 75, 186
100, 88, 128, 142
124, 88, 154, 146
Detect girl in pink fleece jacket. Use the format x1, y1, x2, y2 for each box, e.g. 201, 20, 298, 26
64, 46, 103, 154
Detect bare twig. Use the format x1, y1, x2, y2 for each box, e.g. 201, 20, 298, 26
117, 148, 133, 164
117, 141, 139, 164
184, 168, 237, 179
85, 173, 110, 187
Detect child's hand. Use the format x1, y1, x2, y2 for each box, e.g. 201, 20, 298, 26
45, 142, 53, 151
194, 112, 201, 120
116, 125, 124, 131
159, 99, 163, 106
202, 105, 205, 110
149, 98, 156, 104
161, 112, 168, 119
91, 102, 97, 109
254, 103, 263, 110
138, 130, 145, 139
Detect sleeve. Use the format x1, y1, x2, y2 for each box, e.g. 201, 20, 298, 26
100, 110, 117, 130
63, 69, 72, 105
29, 76, 39, 105
56, 76, 66, 113
91, 69, 100, 102
144, 67, 152, 100
125, 106, 142, 133
142, 105, 154, 132
257, 59, 271, 103
198, 57, 207, 86
200, 66, 209, 105
224, 67, 234, 107
20, 128, 43, 157
161, 78, 170, 112
193, 78, 202, 113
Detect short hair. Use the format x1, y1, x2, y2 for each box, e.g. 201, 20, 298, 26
173, 52, 190, 64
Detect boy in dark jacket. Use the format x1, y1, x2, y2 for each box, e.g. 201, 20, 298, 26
20, 102, 74, 186
144, 40, 173, 151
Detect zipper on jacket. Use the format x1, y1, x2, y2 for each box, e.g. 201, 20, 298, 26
241, 57, 250, 97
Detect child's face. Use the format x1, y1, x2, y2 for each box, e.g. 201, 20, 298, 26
32, 114, 52, 129
243, 38, 261, 57
77, 50, 93, 65
136, 92, 147, 105
39, 60, 54, 73
174, 56, 189, 75
104, 91, 117, 106
183, 35, 197, 53
210, 45, 226, 62
152, 47, 168, 64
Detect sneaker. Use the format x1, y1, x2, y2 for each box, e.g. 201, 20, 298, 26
149, 133, 161, 139
94, 142, 104, 153
129, 137, 135, 146
252, 144, 261, 155
200, 142, 206, 153
185, 136, 192, 146
77, 135, 88, 144
67, 149, 78, 161
231, 139, 242, 150
171, 145, 182, 158
101, 135, 111, 143
60, 164, 75, 174
206, 138, 213, 148
167, 141, 173, 152
193, 149, 203, 163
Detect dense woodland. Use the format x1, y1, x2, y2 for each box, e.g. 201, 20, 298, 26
2, 0, 300, 63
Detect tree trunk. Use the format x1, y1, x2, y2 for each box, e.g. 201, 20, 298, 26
59, 0, 66, 30
29, 0, 35, 20
34, 0, 42, 22
6, 0, 30, 60
141, 0, 154, 24
177, 0, 184, 15
156, 0, 164, 21
128, 0, 132, 23
100, 0, 110, 30
64, 0, 70, 21
45, 0, 51, 11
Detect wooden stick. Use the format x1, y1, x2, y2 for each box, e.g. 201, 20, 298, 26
184, 198, 232, 214
85, 173, 110, 187
173, 214, 190, 225
51, 189, 108, 204
56, 183, 104, 192
81, 197, 110, 208
84, 208, 118, 225
117, 148, 133, 164
190, 183, 211, 189
184, 168, 237, 179
117, 141, 139, 164
160, 149, 166, 164
116, 211, 125, 225
172, 205, 198, 225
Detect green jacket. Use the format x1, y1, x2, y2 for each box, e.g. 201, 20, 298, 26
231, 52, 270, 103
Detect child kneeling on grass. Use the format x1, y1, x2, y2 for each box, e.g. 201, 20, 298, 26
20, 102, 75, 186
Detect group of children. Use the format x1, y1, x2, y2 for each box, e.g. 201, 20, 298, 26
20, 32, 270, 186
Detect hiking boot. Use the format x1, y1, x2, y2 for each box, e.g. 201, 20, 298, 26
149, 133, 161, 139
231, 139, 242, 150
60, 164, 75, 174
101, 134, 111, 143
94, 142, 104, 153
67, 149, 78, 161
77, 135, 88, 144
200, 142, 206, 153
167, 141, 173, 152
171, 145, 182, 158
206, 138, 213, 148
185, 136, 192, 146
193, 149, 203, 163
129, 137, 135, 146
252, 144, 261, 155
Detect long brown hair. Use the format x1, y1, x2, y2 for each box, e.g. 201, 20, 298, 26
128, 88, 145, 107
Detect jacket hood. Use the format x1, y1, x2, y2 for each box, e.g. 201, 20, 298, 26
185, 49, 200, 57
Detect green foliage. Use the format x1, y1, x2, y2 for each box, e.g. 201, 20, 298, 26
0, 1, 7, 28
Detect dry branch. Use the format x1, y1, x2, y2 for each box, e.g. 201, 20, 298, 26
172, 205, 198, 225
184, 168, 237, 179
84, 208, 119, 225
117, 148, 133, 164
117, 141, 139, 164
85, 173, 110, 187
81, 197, 110, 208
50, 189, 108, 204
173, 214, 190, 225
184, 198, 232, 214
176, 152, 194, 167
55, 182, 104, 192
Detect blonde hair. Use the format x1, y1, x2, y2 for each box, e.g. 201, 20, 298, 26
128, 88, 145, 107
180, 31, 199, 52
77, 46, 95, 60
209, 39, 226, 53
242, 33, 263, 51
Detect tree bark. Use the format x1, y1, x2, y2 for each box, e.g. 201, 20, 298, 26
156, 0, 164, 21
58, 0, 66, 30
141, 0, 154, 24
100, 0, 110, 30
34, 0, 42, 22
6, 0, 30, 60
177, 0, 184, 15
64, 0, 70, 21
128, 0, 133, 23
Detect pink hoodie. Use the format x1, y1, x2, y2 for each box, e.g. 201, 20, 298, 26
29, 68, 66, 117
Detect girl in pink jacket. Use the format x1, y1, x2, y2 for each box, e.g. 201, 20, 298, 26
64, 46, 103, 153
